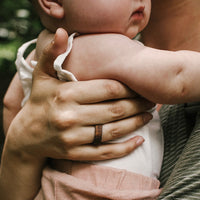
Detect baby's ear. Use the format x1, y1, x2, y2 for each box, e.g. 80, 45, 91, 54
38, 0, 64, 19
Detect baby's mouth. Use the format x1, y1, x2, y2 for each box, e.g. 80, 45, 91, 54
131, 6, 145, 20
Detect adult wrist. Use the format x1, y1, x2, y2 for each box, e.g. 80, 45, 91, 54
3, 136, 46, 168
0, 140, 46, 200
4, 116, 46, 165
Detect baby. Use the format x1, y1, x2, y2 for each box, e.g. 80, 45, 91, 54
7, 0, 200, 199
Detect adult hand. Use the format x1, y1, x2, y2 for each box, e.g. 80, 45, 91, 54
0, 29, 153, 200
8, 28, 154, 162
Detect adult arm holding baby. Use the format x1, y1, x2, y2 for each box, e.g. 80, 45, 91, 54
0, 30, 151, 200
2, 0, 200, 198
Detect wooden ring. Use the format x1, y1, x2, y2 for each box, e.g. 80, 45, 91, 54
93, 125, 103, 145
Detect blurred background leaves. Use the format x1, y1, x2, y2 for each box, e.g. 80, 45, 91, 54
0, 0, 43, 156
0, 0, 42, 74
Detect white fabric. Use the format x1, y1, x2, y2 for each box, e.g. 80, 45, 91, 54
16, 34, 164, 178
53, 33, 78, 81
15, 39, 36, 106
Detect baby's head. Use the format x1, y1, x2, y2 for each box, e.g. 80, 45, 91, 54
32, 0, 151, 38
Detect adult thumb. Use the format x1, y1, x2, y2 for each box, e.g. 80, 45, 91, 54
34, 28, 68, 78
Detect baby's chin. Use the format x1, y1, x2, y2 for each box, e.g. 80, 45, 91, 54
124, 25, 147, 39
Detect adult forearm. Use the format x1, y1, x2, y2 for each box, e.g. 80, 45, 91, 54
0, 135, 45, 200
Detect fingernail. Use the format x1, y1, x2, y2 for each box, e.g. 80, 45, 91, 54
142, 113, 153, 124
136, 137, 144, 145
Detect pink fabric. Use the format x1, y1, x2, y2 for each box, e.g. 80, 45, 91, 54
35, 161, 161, 200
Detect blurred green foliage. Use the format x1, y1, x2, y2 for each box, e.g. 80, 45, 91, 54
0, 0, 43, 75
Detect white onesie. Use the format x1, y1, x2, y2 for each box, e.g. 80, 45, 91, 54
15, 33, 164, 179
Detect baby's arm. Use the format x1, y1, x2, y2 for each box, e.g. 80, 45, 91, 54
36, 30, 200, 104
63, 33, 200, 104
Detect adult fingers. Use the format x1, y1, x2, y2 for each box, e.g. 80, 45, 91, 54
55, 97, 154, 128
34, 28, 68, 78
101, 112, 152, 142
63, 136, 145, 161
76, 98, 155, 125
57, 112, 152, 146
56, 79, 138, 104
